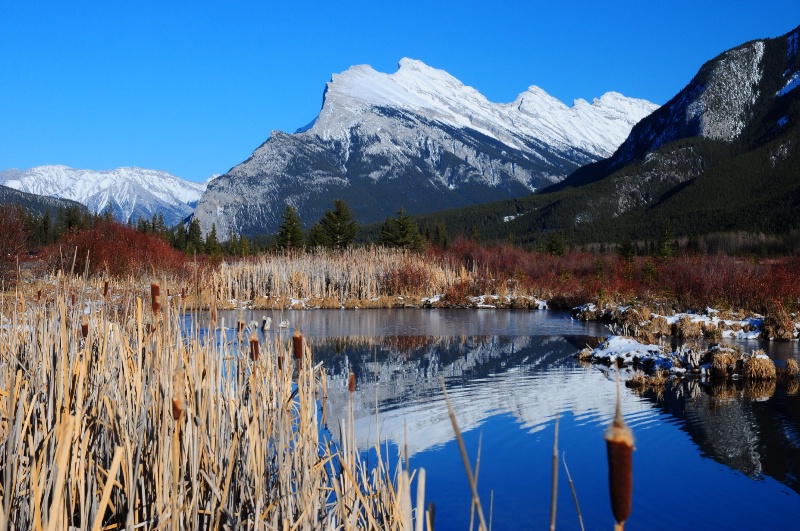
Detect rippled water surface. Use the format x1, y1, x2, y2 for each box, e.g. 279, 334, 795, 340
205, 309, 800, 530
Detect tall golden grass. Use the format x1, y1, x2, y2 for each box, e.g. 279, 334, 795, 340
0, 273, 426, 530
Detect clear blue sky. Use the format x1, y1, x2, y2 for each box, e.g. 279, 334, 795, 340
1, 1, 798, 182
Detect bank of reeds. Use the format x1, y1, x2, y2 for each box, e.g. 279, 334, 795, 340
0, 274, 425, 529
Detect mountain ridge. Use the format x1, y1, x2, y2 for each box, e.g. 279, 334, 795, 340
193, 58, 657, 237
408, 25, 800, 248
0, 165, 208, 227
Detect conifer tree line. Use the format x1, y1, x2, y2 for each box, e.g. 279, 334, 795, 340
10, 190, 799, 260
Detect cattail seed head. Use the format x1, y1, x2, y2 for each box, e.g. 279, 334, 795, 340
181, 287, 185, 299
348, 373, 356, 394
249, 331, 259, 361
37, 289, 42, 301
293, 329, 303, 360
277, 355, 284, 372
103, 280, 109, 298
171, 369, 186, 421
81, 314, 89, 339
151, 282, 161, 316
605, 383, 634, 527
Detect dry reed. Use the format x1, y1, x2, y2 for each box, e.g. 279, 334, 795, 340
0, 272, 426, 530
743, 351, 777, 380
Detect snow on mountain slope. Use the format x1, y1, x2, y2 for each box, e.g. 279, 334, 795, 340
0, 165, 207, 226
314, 58, 658, 159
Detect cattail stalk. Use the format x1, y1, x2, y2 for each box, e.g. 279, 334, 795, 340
605, 377, 634, 530
172, 369, 186, 421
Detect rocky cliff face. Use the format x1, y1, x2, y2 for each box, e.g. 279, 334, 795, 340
194, 59, 657, 237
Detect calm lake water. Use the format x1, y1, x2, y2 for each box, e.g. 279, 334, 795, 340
202, 309, 800, 530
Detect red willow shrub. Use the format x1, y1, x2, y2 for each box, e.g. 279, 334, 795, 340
431, 239, 800, 313
49, 220, 188, 278
382, 257, 432, 296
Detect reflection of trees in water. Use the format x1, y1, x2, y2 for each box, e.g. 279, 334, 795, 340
632, 378, 800, 493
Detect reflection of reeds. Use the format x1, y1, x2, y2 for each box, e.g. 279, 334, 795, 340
743, 379, 777, 400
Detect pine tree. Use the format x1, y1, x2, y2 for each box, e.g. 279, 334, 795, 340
316, 199, 358, 249
275, 205, 304, 250
544, 232, 567, 256
206, 223, 221, 258
186, 218, 204, 255
657, 220, 677, 258
379, 208, 425, 250
172, 221, 187, 251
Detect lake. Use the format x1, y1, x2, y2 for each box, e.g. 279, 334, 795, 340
201, 308, 800, 530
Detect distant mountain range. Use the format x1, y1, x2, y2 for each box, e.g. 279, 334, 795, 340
415, 24, 800, 246
193, 58, 657, 237
0, 166, 208, 227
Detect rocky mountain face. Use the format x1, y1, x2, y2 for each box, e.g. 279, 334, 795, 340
0, 165, 207, 226
194, 59, 658, 237
453, 24, 800, 244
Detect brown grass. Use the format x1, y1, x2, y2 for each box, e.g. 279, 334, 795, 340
762, 301, 796, 341
672, 316, 703, 339
743, 351, 777, 380
780, 358, 800, 378
710, 351, 739, 380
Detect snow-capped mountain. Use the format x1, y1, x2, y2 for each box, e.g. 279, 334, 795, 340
472, 24, 800, 244
194, 59, 658, 237
0, 165, 207, 226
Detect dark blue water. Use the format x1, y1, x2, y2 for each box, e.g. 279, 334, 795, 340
206, 308, 800, 530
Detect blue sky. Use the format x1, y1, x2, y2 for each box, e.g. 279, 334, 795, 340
1, 1, 798, 182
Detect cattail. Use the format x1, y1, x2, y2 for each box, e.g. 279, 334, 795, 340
277, 355, 284, 372
71, 293, 76, 306
181, 287, 185, 299
151, 282, 161, 316
293, 329, 303, 360
249, 331, 259, 361
171, 369, 186, 421
209, 299, 217, 329
37, 289, 42, 301
103, 280, 109, 298
605, 377, 634, 529
81, 314, 89, 339
348, 373, 356, 394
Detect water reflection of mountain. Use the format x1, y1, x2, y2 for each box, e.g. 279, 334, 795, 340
631, 380, 800, 493
313, 335, 652, 457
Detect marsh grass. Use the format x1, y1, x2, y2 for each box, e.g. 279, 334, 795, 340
0, 273, 426, 530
